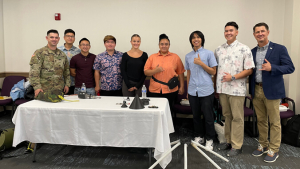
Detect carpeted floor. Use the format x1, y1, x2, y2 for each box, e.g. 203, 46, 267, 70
1, 111, 299, 169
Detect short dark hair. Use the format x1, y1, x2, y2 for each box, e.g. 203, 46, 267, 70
225, 21, 239, 30
253, 22, 269, 32
189, 31, 205, 48
64, 29, 75, 36
104, 35, 116, 44
47, 29, 59, 36
159, 34, 170, 44
79, 38, 90, 45
131, 34, 140, 40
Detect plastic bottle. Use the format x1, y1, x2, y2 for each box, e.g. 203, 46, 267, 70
142, 85, 147, 99
81, 83, 86, 93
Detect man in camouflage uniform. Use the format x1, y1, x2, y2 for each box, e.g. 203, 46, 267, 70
29, 29, 70, 98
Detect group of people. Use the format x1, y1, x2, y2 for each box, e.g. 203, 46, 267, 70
28, 21, 294, 163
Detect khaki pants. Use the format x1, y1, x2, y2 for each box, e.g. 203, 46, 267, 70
253, 85, 281, 152
219, 94, 245, 149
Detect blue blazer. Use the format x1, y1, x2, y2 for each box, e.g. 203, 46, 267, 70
249, 41, 295, 100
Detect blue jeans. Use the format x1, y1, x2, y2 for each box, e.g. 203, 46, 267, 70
74, 87, 96, 96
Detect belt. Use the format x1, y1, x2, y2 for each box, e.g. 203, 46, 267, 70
255, 82, 263, 87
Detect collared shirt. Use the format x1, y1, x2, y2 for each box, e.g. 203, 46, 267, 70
144, 51, 185, 94
185, 47, 218, 97
255, 41, 270, 83
58, 44, 81, 86
215, 40, 255, 96
93, 50, 123, 91
70, 53, 96, 88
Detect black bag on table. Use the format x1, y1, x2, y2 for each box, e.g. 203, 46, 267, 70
282, 115, 300, 147
152, 76, 179, 89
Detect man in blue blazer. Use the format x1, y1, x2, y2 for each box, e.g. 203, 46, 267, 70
249, 22, 295, 163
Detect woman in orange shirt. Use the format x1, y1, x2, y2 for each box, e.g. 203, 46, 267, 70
144, 34, 185, 117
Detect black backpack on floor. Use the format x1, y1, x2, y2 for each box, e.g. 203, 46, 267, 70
282, 115, 300, 147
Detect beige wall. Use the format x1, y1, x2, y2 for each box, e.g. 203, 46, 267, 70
2, 0, 285, 72
283, 0, 300, 114
0, 0, 5, 73
1, 0, 299, 112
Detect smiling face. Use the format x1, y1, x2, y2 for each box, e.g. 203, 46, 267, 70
192, 33, 202, 50
46, 33, 60, 47
159, 39, 170, 54
104, 40, 116, 51
131, 36, 141, 49
79, 40, 90, 53
64, 32, 75, 45
253, 26, 269, 45
224, 26, 238, 44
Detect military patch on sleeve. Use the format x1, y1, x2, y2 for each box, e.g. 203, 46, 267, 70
32, 53, 35, 57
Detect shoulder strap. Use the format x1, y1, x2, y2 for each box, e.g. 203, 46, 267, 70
152, 76, 168, 85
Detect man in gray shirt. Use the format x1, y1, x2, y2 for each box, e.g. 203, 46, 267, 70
58, 29, 81, 94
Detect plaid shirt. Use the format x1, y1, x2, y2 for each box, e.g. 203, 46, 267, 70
93, 50, 123, 90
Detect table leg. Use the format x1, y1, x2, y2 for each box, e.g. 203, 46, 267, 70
148, 148, 152, 167
32, 143, 37, 163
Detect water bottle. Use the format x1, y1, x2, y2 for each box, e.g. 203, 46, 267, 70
142, 85, 147, 99
81, 83, 86, 93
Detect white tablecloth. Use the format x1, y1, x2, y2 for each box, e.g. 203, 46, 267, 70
12, 96, 174, 168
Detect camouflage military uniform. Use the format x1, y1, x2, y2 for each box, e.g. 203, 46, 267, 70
29, 45, 71, 91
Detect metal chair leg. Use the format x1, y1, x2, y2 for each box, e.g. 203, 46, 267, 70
11, 104, 15, 120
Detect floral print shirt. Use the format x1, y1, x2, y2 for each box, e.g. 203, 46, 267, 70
215, 40, 255, 96
93, 50, 123, 91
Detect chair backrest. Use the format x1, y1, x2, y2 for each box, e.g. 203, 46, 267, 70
1, 76, 27, 96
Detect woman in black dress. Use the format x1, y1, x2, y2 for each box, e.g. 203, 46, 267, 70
121, 34, 148, 97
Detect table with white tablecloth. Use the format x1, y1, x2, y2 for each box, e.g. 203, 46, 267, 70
12, 96, 174, 168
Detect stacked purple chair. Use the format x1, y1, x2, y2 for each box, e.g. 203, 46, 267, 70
280, 97, 295, 125
0, 76, 26, 117
173, 80, 192, 117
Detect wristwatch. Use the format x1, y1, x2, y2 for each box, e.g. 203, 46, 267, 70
231, 76, 236, 81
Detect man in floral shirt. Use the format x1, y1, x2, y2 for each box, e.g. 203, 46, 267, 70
93, 35, 123, 96
214, 22, 255, 156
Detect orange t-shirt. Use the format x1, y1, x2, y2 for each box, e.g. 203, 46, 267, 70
144, 51, 185, 94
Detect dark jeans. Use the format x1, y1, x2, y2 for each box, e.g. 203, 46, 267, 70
189, 93, 215, 140
100, 89, 123, 96
148, 90, 178, 118
67, 86, 75, 95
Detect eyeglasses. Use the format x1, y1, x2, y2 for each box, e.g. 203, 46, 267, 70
65, 35, 75, 38
80, 44, 90, 47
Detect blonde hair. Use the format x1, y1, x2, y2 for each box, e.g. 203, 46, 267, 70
103, 35, 116, 44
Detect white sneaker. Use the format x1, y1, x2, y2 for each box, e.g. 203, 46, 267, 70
193, 137, 204, 144
205, 139, 214, 151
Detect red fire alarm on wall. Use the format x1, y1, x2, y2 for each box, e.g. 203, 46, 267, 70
55, 13, 61, 21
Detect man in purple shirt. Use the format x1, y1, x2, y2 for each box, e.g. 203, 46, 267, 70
70, 38, 96, 95
93, 35, 123, 96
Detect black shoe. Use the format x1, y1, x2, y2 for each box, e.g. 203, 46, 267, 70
227, 148, 242, 157
217, 143, 232, 151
